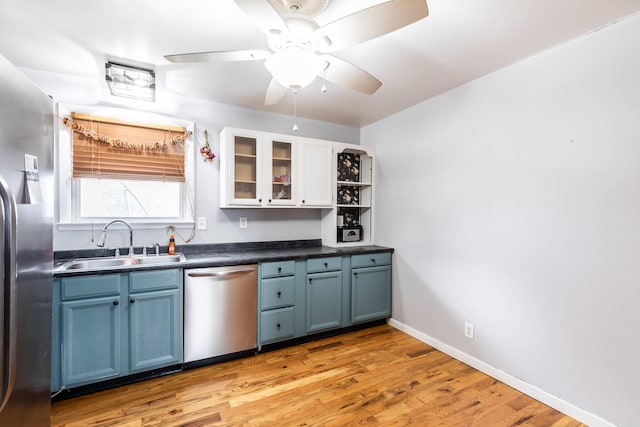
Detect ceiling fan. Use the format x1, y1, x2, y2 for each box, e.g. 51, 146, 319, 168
164, 0, 429, 106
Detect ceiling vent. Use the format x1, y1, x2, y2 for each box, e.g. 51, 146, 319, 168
105, 61, 155, 102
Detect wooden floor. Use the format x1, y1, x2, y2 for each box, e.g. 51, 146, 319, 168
51, 325, 585, 426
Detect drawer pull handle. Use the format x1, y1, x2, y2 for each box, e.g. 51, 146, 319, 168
113, 300, 119, 306
130, 298, 135, 304
277, 291, 282, 297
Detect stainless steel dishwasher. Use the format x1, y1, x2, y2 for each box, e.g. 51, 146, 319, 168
184, 264, 258, 365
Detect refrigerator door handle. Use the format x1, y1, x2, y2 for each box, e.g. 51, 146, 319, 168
0, 174, 17, 412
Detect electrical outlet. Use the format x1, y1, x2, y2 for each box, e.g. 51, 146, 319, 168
239, 217, 248, 229
197, 217, 207, 230
465, 322, 474, 339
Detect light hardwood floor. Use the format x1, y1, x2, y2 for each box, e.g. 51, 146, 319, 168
51, 325, 585, 426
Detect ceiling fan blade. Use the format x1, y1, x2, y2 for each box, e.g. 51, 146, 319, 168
316, 0, 428, 53
164, 50, 270, 63
233, 0, 289, 36
320, 55, 382, 95
264, 78, 288, 106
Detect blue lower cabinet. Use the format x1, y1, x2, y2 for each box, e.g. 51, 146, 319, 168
351, 264, 392, 324
255, 253, 392, 347
306, 271, 342, 333
53, 269, 183, 391
61, 295, 122, 387
129, 288, 183, 373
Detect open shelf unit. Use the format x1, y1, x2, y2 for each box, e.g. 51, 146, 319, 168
321, 143, 375, 247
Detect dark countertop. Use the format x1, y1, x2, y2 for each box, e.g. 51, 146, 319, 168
53, 239, 394, 277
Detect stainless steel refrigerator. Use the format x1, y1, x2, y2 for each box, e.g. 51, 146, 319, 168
0, 54, 53, 425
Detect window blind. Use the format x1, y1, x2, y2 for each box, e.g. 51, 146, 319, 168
68, 112, 187, 182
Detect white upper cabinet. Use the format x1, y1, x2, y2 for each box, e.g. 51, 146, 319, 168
297, 138, 333, 208
220, 128, 297, 207
220, 128, 263, 207
220, 127, 376, 246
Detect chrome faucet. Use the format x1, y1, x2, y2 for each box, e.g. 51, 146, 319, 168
96, 219, 134, 256
153, 243, 160, 256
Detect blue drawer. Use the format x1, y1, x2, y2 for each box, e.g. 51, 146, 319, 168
61, 275, 121, 300
261, 276, 295, 310
130, 269, 182, 293
306, 256, 341, 273
260, 307, 295, 343
261, 260, 295, 278
351, 252, 392, 269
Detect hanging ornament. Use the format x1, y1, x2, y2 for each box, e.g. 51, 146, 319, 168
199, 129, 216, 161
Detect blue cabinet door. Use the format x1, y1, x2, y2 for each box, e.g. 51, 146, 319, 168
351, 265, 392, 323
61, 295, 122, 387
306, 271, 342, 333
129, 288, 183, 373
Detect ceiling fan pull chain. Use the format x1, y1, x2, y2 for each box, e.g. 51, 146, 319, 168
321, 66, 327, 94
292, 89, 299, 132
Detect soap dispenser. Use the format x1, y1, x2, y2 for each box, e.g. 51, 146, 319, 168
168, 234, 176, 255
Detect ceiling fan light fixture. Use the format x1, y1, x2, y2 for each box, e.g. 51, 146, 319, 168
265, 46, 324, 90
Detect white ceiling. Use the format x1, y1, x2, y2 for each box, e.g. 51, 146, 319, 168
1, 0, 640, 127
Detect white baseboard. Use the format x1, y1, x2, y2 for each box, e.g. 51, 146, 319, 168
387, 318, 615, 427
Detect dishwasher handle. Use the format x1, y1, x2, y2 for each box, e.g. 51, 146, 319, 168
187, 268, 255, 278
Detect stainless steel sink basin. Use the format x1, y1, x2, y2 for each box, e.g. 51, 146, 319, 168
58, 253, 185, 272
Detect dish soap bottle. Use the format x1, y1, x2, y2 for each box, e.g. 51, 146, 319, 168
168, 234, 176, 255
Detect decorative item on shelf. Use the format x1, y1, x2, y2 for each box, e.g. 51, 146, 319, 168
337, 206, 362, 242
273, 174, 290, 185
200, 129, 216, 161
337, 153, 360, 182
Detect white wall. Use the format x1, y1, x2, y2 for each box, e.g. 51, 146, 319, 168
22, 68, 359, 250
363, 12, 640, 427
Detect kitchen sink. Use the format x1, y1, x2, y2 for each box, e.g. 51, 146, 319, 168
58, 253, 186, 273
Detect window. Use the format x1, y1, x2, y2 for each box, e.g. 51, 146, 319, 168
79, 179, 182, 218
56, 106, 195, 227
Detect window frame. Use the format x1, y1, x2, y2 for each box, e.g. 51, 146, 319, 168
56, 104, 196, 230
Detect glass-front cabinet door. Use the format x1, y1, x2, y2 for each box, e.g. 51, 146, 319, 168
268, 138, 295, 205
233, 135, 258, 202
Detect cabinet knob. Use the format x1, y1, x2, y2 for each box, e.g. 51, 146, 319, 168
371, 258, 376, 263
277, 291, 282, 297
309, 278, 313, 283
268, 199, 272, 203
259, 198, 262, 202
277, 267, 282, 273
354, 272, 358, 277
324, 262, 328, 268
302, 199, 305, 204
113, 300, 119, 306
129, 298, 135, 304
276, 323, 281, 330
